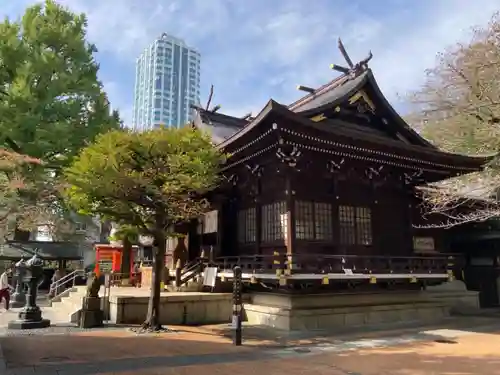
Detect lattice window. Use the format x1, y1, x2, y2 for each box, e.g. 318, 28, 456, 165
294, 201, 333, 241
339, 205, 356, 245
314, 202, 333, 240
246, 207, 256, 243
237, 208, 257, 244
295, 201, 314, 240
261, 201, 288, 242
339, 205, 372, 245
356, 207, 372, 245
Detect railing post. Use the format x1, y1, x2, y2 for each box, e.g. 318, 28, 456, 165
164, 268, 170, 286
175, 259, 182, 287
447, 256, 455, 281
232, 266, 243, 346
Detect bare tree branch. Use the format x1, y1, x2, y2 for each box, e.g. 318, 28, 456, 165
405, 12, 500, 227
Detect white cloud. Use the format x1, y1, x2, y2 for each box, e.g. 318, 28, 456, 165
3, 0, 499, 123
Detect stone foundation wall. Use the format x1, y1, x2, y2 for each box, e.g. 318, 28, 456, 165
243, 286, 480, 331
244, 300, 450, 331
108, 293, 233, 325
426, 280, 480, 314
107, 280, 480, 331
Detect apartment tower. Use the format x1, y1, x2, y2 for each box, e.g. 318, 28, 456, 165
132, 33, 201, 130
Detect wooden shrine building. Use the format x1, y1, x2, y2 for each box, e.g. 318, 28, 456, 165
183, 41, 490, 290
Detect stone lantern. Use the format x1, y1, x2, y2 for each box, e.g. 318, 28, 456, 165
8, 254, 51, 329
10, 258, 27, 308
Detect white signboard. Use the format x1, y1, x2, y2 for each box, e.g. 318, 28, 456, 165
203, 210, 218, 234
413, 237, 435, 252
98, 259, 112, 273
231, 314, 239, 328
203, 267, 218, 287
343, 268, 354, 275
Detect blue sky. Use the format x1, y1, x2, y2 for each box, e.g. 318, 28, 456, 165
2, 0, 499, 125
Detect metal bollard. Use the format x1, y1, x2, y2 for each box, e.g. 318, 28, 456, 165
232, 266, 243, 346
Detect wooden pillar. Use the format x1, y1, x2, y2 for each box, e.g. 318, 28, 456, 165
232, 188, 240, 258
255, 179, 262, 255
285, 171, 296, 274
370, 175, 381, 255
406, 187, 416, 255
222, 186, 239, 258
215, 198, 224, 259
332, 173, 340, 250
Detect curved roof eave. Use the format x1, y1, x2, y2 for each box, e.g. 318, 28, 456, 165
364, 71, 437, 149
289, 69, 437, 149
216, 99, 277, 150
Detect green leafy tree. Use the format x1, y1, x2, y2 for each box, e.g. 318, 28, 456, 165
0, 0, 121, 239
407, 12, 500, 226
64, 126, 225, 330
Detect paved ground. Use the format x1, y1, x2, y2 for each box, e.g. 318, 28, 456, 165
1, 316, 500, 375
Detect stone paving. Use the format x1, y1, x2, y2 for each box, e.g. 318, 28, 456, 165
1, 314, 500, 375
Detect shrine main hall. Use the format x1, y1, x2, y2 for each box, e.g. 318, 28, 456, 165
184, 42, 486, 276
160, 42, 490, 330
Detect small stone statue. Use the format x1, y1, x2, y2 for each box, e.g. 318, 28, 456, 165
86, 274, 102, 298
81, 273, 104, 328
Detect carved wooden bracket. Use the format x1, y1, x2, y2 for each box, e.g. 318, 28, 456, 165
403, 169, 424, 185
276, 146, 301, 168
364, 165, 392, 187
365, 165, 383, 180
326, 158, 345, 173
226, 174, 239, 186
244, 163, 263, 178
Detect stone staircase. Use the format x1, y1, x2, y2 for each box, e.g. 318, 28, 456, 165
48, 275, 206, 324
49, 285, 88, 323
165, 275, 204, 292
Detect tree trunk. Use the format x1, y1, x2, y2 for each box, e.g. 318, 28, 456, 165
99, 220, 112, 243
142, 230, 166, 331
120, 236, 132, 280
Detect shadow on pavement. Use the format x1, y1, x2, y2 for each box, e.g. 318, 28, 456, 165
180, 315, 500, 349
1, 325, 500, 374
1, 332, 263, 374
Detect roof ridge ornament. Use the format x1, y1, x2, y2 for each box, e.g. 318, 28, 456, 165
205, 84, 214, 110
330, 38, 373, 77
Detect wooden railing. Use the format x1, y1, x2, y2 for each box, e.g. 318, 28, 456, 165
208, 253, 461, 276
174, 258, 204, 287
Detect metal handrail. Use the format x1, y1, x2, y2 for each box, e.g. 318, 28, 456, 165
49, 269, 84, 300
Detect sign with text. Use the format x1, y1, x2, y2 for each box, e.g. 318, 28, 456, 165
203, 210, 218, 234
413, 237, 435, 253
203, 267, 218, 287
98, 259, 112, 273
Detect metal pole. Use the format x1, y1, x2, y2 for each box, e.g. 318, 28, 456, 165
232, 266, 242, 346
103, 273, 110, 323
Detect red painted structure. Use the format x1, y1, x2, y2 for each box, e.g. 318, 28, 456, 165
94, 244, 138, 276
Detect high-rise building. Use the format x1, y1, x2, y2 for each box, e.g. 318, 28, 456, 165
132, 33, 201, 130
